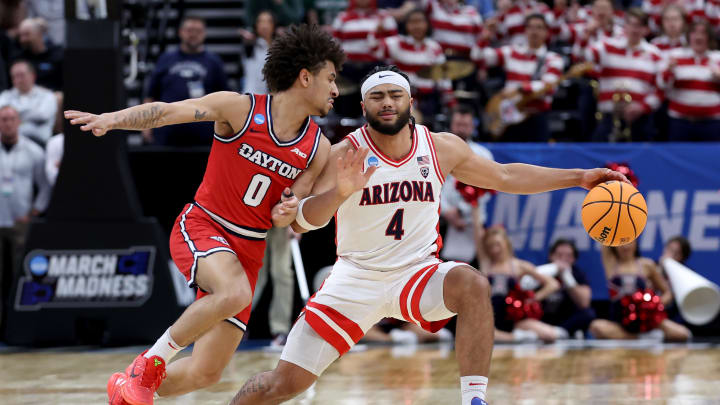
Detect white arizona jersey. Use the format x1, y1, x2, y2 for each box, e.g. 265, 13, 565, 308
337, 124, 444, 272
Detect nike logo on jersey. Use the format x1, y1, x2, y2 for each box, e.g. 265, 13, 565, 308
238, 143, 303, 180
359, 181, 435, 206
291, 147, 307, 158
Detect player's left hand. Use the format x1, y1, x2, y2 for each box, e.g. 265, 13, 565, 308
580, 168, 630, 190
336, 147, 378, 198
271, 188, 299, 227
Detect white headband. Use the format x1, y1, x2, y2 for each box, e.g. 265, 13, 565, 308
360, 71, 411, 101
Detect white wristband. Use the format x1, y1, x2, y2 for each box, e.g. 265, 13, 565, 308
295, 197, 330, 230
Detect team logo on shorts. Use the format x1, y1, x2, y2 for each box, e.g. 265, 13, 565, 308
253, 114, 266, 125
420, 166, 429, 178
367, 156, 379, 167
210, 236, 229, 246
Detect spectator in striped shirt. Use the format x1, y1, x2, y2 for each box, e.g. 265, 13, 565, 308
552, 0, 589, 42
643, 0, 706, 35
659, 20, 720, 141
472, 14, 564, 142
706, 0, 720, 31
586, 9, 663, 142
650, 5, 687, 54
332, 0, 398, 116
569, 0, 625, 61
422, 0, 483, 57
492, 0, 556, 47
374, 8, 451, 128
332, 0, 397, 69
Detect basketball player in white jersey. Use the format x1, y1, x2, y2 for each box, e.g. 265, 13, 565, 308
228, 66, 629, 405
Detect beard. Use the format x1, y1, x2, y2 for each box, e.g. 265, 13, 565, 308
366, 107, 411, 135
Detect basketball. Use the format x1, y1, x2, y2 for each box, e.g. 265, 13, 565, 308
581, 181, 648, 247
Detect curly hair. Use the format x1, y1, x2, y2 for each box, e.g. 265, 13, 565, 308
263, 24, 345, 93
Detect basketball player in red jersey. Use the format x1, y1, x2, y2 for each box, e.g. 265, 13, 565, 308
65, 25, 345, 405
228, 66, 629, 405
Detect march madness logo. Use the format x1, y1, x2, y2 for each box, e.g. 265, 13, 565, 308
15, 247, 155, 310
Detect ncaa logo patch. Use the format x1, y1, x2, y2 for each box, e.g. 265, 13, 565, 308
367, 156, 379, 167
420, 166, 429, 178
29, 255, 49, 277
253, 114, 266, 125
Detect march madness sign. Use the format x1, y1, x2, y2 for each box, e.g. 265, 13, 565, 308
15, 247, 155, 310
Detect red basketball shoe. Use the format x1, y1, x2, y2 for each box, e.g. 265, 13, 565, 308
107, 372, 129, 405
120, 351, 167, 405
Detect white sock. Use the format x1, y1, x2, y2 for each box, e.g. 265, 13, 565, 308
554, 326, 569, 340
144, 328, 186, 363
461, 375, 488, 404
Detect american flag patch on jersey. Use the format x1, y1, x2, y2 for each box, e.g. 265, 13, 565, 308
417, 155, 430, 165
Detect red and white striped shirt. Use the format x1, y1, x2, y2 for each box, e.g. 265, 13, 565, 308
651, 35, 687, 54
707, 0, 720, 27
642, 0, 707, 35
659, 48, 720, 119
422, 0, 483, 56
375, 35, 451, 94
332, 9, 398, 62
569, 22, 625, 61
585, 38, 663, 113
551, 5, 590, 39
471, 44, 564, 111
495, 0, 556, 46
558, 5, 626, 42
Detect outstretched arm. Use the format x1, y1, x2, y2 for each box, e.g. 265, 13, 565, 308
64, 91, 248, 136
434, 132, 629, 193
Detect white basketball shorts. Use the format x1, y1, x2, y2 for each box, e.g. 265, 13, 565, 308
280, 257, 461, 376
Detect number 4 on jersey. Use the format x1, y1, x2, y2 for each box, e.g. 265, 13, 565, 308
385, 209, 405, 240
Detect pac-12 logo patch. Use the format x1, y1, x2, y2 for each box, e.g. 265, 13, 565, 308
420, 166, 429, 178
253, 114, 266, 125
367, 156, 379, 167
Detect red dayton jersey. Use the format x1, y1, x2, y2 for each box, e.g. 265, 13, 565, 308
194, 93, 322, 233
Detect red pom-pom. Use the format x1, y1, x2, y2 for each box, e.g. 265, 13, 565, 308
455, 180, 496, 206
505, 286, 543, 322
620, 289, 667, 333
605, 162, 640, 188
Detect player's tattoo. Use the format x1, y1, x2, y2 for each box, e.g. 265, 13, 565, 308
230, 373, 269, 403
194, 109, 207, 120
112, 105, 164, 129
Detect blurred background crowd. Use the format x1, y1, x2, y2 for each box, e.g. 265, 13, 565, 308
0, 0, 719, 346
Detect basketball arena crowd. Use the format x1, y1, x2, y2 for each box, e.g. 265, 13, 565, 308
0, 0, 719, 345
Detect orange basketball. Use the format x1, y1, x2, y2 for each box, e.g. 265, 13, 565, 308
581, 181, 648, 247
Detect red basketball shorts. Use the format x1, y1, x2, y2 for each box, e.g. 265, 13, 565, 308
169, 203, 266, 331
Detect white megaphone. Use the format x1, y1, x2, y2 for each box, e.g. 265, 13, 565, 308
662, 258, 720, 325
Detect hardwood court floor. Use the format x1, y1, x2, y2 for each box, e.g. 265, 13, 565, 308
1, 341, 719, 404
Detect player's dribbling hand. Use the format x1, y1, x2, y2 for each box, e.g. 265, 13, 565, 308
64, 110, 113, 136
271, 188, 299, 228
579, 168, 630, 190
336, 147, 378, 198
